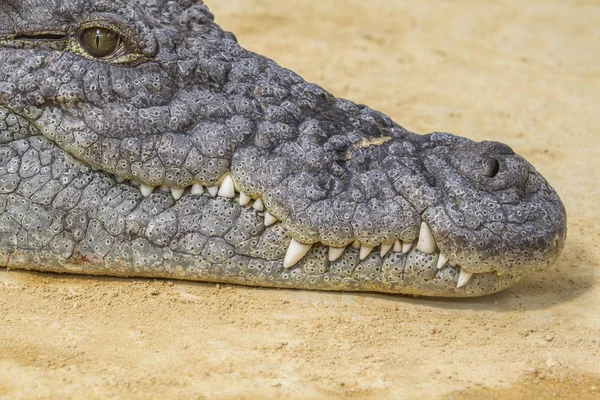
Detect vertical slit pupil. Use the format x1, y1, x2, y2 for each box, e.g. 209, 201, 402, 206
81, 27, 121, 58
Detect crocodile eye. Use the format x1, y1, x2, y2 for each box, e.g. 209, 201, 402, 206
80, 27, 121, 58
483, 157, 500, 178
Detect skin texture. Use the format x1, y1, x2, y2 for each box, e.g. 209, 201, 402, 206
0, 0, 566, 296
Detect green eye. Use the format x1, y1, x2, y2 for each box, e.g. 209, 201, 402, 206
80, 27, 121, 58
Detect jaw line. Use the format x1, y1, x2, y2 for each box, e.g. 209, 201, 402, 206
124, 173, 510, 290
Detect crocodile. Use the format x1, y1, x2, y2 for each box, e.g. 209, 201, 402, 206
0, 0, 566, 297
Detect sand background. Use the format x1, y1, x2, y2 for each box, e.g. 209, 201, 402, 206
1, 0, 599, 398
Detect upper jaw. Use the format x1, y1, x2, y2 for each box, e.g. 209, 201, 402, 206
0, 104, 540, 294
0, 103, 552, 289
420, 149, 567, 277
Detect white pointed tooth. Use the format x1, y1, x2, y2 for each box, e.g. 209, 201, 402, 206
264, 211, 278, 227
140, 184, 155, 197
457, 268, 473, 288
159, 184, 170, 192
328, 246, 346, 262
115, 176, 125, 183
207, 186, 219, 197
352, 240, 361, 250
218, 174, 235, 198
402, 241, 413, 254
171, 187, 184, 200
191, 183, 205, 195
253, 198, 264, 211
239, 192, 251, 206
380, 243, 393, 257
437, 253, 449, 269
360, 245, 374, 260
393, 240, 402, 253
283, 239, 312, 269
416, 222, 437, 254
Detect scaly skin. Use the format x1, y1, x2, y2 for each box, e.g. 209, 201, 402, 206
0, 0, 566, 297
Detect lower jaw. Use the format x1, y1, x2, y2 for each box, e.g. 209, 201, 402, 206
126, 177, 506, 294
1, 243, 521, 297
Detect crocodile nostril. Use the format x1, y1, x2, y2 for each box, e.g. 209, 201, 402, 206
483, 157, 500, 178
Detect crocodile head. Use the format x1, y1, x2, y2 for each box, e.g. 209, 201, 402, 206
0, 0, 566, 296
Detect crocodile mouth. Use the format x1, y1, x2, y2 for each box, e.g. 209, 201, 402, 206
108, 168, 509, 290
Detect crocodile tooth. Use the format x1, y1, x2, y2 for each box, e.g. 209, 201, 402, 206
264, 211, 278, 227
253, 198, 264, 211
239, 192, 251, 206
191, 183, 205, 195
457, 268, 473, 288
159, 184, 170, 192
328, 246, 346, 262
207, 186, 219, 197
115, 176, 125, 183
437, 253, 448, 269
170, 187, 184, 200
218, 174, 236, 198
352, 240, 361, 250
416, 222, 437, 254
360, 245, 374, 260
402, 241, 413, 254
284, 239, 312, 268
393, 240, 402, 252
140, 184, 155, 197
380, 243, 393, 257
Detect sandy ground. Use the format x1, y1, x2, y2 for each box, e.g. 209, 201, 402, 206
1, 0, 599, 398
